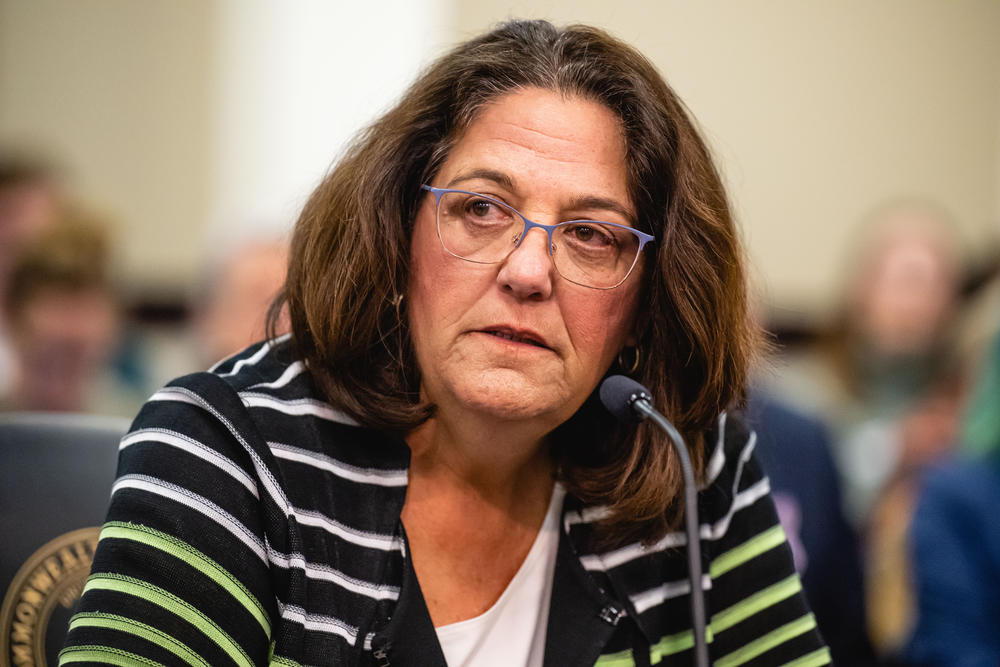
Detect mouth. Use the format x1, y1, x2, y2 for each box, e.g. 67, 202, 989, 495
478, 326, 551, 350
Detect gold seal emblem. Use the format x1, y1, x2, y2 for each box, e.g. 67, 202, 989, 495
1, 527, 100, 667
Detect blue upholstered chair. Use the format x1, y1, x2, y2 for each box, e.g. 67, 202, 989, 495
0, 413, 127, 666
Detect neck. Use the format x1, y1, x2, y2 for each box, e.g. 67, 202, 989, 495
405, 408, 555, 507
401, 408, 558, 628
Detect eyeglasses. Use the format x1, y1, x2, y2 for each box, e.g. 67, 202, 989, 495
421, 185, 654, 290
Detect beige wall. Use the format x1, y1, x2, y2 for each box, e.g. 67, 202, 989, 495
0, 0, 214, 295
2, 1, 998, 319
458, 1, 1000, 320
0, 0, 453, 296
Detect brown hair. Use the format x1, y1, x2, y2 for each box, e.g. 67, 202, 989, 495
3, 213, 113, 321
278, 19, 758, 546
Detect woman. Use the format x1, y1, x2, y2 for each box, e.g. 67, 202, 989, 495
61, 20, 827, 666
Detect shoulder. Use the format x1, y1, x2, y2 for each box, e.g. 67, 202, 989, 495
563, 412, 828, 663
698, 412, 829, 662
697, 410, 787, 568
130, 337, 313, 461
914, 458, 1000, 534
748, 393, 829, 448
906, 458, 1000, 665
744, 394, 839, 493
699, 410, 767, 504
202, 335, 360, 429
115, 340, 311, 509
135, 336, 406, 470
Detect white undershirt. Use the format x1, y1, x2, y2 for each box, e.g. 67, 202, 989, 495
435, 483, 566, 667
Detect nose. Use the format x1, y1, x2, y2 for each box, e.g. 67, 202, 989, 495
496, 225, 554, 300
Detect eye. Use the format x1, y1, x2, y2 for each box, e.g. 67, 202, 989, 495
567, 223, 616, 247
467, 198, 496, 218
457, 194, 513, 226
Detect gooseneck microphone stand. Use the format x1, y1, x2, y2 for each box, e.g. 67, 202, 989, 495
599, 375, 709, 667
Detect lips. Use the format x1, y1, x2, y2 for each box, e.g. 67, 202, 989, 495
478, 326, 551, 349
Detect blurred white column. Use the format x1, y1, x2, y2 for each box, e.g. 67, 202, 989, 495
207, 0, 450, 247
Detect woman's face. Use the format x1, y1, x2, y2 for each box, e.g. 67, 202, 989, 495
408, 87, 644, 428
854, 222, 957, 354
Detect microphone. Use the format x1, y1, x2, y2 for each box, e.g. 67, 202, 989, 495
599, 375, 709, 667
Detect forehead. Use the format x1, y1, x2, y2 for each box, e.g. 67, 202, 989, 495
439, 88, 630, 207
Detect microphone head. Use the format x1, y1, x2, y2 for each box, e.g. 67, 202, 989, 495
599, 374, 653, 423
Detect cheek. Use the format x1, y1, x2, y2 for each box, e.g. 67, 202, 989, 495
408, 218, 443, 345
562, 289, 638, 367
411, 222, 469, 327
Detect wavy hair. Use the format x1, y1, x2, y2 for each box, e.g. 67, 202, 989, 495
276, 19, 758, 546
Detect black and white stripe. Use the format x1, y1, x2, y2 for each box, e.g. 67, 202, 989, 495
64, 339, 828, 666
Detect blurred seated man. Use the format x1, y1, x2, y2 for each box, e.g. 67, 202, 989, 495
0, 155, 62, 394
1, 216, 125, 414
193, 237, 289, 366
865, 366, 965, 659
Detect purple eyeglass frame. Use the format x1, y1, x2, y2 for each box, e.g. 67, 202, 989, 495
420, 184, 654, 290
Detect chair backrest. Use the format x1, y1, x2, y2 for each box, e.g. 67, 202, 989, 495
0, 412, 128, 667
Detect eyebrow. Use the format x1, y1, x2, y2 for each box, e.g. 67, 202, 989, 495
447, 168, 514, 190
446, 168, 637, 226
567, 195, 637, 227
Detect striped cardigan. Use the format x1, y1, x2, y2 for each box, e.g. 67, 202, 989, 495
60, 338, 829, 666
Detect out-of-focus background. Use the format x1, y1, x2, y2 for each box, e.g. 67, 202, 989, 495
3, 1, 997, 317
1, 1, 999, 665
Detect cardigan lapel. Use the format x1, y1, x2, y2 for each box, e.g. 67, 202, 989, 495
544, 522, 632, 667
368, 532, 448, 667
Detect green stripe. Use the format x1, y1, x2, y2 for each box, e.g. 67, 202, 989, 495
269, 653, 303, 667
710, 524, 786, 578
268, 641, 303, 667
84, 573, 253, 667
710, 574, 802, 634
715, 613, 819, 667
100, 521, 270, 634
597, 600, 821, 667
593, 627, 718, 666
649, 627, 714, 665
780, 647, 833, 667
68, 612, 208, 667
59, 645, 162, 666
594, 646, 634, 666
649, 628, 694, 662
596, 627, 706, 666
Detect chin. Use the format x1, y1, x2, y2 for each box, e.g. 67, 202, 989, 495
450, 368, 572, 423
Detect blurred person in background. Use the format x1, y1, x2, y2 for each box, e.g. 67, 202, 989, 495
900, 250, 1000, 666
864, 363, 967, 661
192, 237, 290, 367
0, 214, 138, 416
904, 327, 1000, 666
766, 200, 968, 663
0, 155, 62, 395
771, 200, 962, 527
102, 237, 291, 408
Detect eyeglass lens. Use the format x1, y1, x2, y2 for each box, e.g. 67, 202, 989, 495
436, 191, 642, 289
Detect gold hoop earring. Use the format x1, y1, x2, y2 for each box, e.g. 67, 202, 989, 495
390, 293, 405, 323
617, 346, 641, 375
